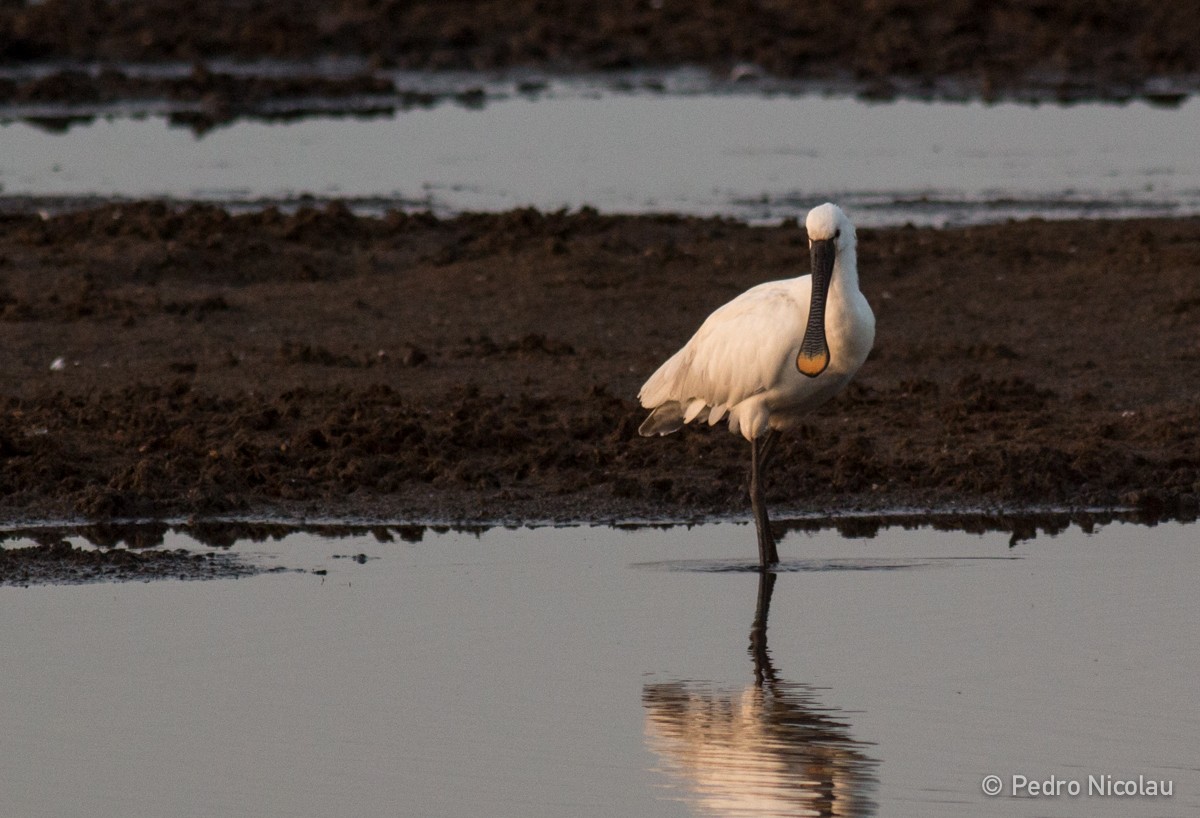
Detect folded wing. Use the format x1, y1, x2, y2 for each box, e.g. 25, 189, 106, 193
638, 278, 810, 437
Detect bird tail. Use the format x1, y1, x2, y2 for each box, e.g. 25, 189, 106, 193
638, 402, 685, 437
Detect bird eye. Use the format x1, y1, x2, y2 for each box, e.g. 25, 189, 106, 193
834, 229, 841, 239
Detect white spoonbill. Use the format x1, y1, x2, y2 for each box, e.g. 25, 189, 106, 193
638, 203, 875, 567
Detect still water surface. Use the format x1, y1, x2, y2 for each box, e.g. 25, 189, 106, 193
0, 519, 1195, 817
3, 88, 1200, 225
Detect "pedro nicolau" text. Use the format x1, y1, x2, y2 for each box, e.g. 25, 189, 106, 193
1012, 774, 1173, 797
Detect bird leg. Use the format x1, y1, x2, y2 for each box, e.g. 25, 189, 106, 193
750, 430, 780, 568
757, 428, 780, 471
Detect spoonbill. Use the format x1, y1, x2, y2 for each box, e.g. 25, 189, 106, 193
638, 203, 875, 567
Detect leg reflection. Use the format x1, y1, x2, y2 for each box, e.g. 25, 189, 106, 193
750, 570, 778, 687
643, 572, 879, 817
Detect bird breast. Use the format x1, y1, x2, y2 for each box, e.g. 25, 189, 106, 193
637, 268, 874, 440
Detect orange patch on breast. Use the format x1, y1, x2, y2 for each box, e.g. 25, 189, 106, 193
796, 349, 830, 377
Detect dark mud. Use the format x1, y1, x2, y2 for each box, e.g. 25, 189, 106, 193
0, 538, 262, 586
3, 1, 1200, 101
0, 204, 1197, 529
0, 64, 495, 134
0, 519, 384, 585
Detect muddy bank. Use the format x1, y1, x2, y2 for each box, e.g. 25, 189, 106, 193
0, 506, 1149, 585
2, 1, 1200, 101
0, 508, 1160, 554
0, 204, 1197, 526
0, 64, 495, 134
0, 538, 263, 585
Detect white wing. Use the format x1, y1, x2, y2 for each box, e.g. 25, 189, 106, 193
639, 277, 810, 422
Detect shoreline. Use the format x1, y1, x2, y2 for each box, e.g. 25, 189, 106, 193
0, 503, 1178, 585
0, 63, 1196, 136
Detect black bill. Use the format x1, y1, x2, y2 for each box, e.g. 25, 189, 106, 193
797, 237, 834, 377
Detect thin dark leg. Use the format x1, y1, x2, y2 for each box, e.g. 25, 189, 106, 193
750, 430, 780, 568
757, 428, 780, 471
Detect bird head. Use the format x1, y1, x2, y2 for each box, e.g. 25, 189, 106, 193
805, 202, 854, 250
797, 203, 854, 377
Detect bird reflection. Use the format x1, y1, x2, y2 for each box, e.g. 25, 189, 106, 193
643, 573, 878, 817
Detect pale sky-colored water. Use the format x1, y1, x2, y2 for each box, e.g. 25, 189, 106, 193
3, 92, 1200, 225
0, 519, 1195, 817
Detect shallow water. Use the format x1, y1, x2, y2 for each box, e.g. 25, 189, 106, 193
3, 84, 1200, 225
0, 519, 1195, 817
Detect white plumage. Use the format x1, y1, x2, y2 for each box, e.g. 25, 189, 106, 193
639, 203, 874, 441
637, 203, 875, 566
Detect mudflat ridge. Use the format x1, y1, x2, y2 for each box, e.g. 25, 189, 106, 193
1, 204, 1197, 525
3, 1, 1198, 98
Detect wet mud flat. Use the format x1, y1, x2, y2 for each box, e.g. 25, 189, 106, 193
3, 1, 1200, 103
0, 63, 497, 134
0, 204, 1197, 529
0, 519, 379, 585
0, 538, 260, 586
